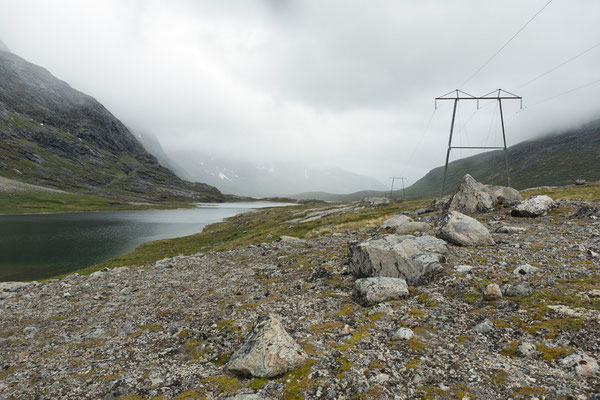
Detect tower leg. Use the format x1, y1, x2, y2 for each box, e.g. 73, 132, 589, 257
498, 98, 510, 187
441, 98, 458, 198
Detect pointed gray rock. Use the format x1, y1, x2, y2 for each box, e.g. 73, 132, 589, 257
447, 174, 497, 214
227, 314, 306, 378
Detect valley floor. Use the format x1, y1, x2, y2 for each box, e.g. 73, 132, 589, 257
0, 192, 599, 399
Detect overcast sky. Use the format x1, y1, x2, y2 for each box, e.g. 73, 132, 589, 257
1, 0, 599, 185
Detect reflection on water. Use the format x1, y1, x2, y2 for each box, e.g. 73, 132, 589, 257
0, 202, 290, 281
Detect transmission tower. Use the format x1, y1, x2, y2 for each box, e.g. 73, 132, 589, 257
389, 176, 407, 200
435, 89, 522, 198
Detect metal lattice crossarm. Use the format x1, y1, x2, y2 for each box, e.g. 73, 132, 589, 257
436, 88, 522, 198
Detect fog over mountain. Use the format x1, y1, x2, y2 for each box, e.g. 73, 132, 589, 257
1, 1, 599, 192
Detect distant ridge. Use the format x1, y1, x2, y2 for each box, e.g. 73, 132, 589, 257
293, 118, 600, 201
0, 40, 10, 53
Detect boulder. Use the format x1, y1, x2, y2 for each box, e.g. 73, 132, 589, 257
513, 264, 538, 275
517, 342, 537, 358
381, 214, 431, 234
352, 277, 409, 306
390, 327, 414, 340
436, 211, 495, 247
575, 179, 587, 186
495, 226, 526, 234
447, 174, 497, 214
227, 315, 307, 378
489, 185, 522, 205
363, 197, 390, 207
483, 284, 502, 301
511, 195, 555, 217
472, 320, 494, 334
561, 353, 599, 377
501, 284, 533, 297
349, 234, 448, 286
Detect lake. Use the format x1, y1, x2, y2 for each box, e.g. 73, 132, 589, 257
0, 202, 291, 282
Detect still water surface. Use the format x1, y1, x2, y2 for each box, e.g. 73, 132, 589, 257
0, 202, 290, 282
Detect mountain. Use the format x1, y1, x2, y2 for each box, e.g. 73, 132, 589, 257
406, 118, 600, 198
0, 45, 222, 202
293, 118, 600, 201
163, 149, 387, 197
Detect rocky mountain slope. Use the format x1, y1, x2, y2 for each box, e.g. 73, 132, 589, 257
1, 182, 599, 398
0, 46, 222, 203
293, 119, 600, 202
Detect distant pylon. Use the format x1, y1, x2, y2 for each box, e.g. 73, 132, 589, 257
389, 176, 407, 200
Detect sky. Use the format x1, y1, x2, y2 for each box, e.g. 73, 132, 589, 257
1, 0, 599, 186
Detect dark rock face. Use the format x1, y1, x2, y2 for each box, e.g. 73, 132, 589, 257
0, 50, 222, 202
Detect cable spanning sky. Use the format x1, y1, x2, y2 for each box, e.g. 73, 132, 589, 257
1, 0, 599, 185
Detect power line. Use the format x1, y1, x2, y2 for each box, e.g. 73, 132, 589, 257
461, 0, 554, 88
401, 108, 437, 176
514, 40, 600, 91
527, 78, 600, 108
510, 77, 600, 119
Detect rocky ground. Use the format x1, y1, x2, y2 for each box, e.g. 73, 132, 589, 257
1, 192, 600, 399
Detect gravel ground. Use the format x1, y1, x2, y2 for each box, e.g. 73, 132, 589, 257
1, 199, 599, 399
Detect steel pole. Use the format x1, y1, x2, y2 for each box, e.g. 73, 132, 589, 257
498, 98, 510, 187
440, 98, 458, 198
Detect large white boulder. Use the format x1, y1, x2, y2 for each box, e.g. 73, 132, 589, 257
511, 195, 555, 217
349, 234, 448, 286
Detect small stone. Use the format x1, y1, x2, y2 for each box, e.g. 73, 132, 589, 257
588, 290, 600, 298
517, 342, 537, 358
63, 292, 73, 298
368, 302, 393, 316
483, 284, 502, 301
390, 327, 414, 340
472, 320, 493, 334
513, 264, 539, 275
496, 226, 526, 234
502, 284, 533, 297
454, 265, 474, 273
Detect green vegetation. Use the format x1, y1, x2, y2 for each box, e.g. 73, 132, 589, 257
522, 181, 600, 200
0, 188, 196, 215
